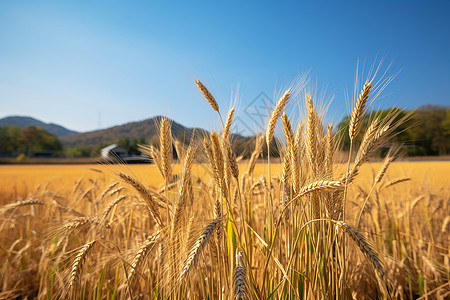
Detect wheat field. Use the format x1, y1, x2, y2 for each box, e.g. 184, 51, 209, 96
0, 80, 449, 299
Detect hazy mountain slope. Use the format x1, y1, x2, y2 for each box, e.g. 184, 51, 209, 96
60, 116, 209, 148
0, 116, 77, 136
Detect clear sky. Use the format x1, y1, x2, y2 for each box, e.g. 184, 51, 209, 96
0, 1, 449, 135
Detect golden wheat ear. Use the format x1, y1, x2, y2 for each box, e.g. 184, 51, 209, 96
349, 80, 372, 141
195, 80, 219, 113
223, 108, 235, 141
233, 249, 248, 300
68, 240, 96, 291
159, 117, 173, 183
171, 142, 196, 241
179, 218, 222, 283
340, 222, 387, 282
266, 89, 291, 147
247, 134, 264, 176
127, 231, 161, 284
118, 172, 163, 227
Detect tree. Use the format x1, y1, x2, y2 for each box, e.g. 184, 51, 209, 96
336, 106, 450, 156
0, 126, 21, 152
337, 108, 411, 153
0, 126, 63, 156
408, 106, 450, 155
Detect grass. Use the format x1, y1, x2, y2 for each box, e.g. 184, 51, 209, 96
0, 79, 449, 299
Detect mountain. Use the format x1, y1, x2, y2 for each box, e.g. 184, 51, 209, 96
60, 116, 256, 156
0, 116, 78, 137
60, 116, 209, 148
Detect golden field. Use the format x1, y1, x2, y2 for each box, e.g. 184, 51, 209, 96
0, 160, 448, 299
0, 82, 449, 299
1, 161, 448, 202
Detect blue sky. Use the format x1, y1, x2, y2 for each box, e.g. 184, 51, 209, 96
0, 1, 449, 134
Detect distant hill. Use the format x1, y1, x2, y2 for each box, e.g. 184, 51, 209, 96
0, 116, 78, 137
60, 116, 209, 148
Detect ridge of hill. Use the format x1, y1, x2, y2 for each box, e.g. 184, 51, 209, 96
60, 116, 210, 148
0, 116, 77, 137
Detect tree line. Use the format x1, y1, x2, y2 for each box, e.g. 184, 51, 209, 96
0, 126, 62, 156
1, 105, 449, 158
337, 105, 450, 156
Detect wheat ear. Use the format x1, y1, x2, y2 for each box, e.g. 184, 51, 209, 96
325, 124, 334, 175
195, 80, 219, 113
266, 89, 291, 146
118, 173, 163, 227
305, 94, 318, 174
179, 219, 222, 282
204, 136, 217, 182
282, 112, 300, 193
296, 180, 344, 197
247, 134, 264, 175
64, 216, 101, 231
349, 80, 372, 141
68, 240, 96, 290
281, 150, 291, 221
340, 222, 385, 280
96, 181, 119, 205
224, 108, 235, 141
1, 199, 44, 215
138, 144, 164, 177
100, 195, 126, 222
128, 232, 160, 283
160, 117, 173, 183
211, 132, 228, 198
384, 177, 411, 188
225, 140, 239, 179
171, 143, 196, 240
233, 250, 247, 300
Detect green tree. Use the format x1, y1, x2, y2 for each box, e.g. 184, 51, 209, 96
408, 106, 449, 155
18, 126, 62, 155
337, 108, 411, 154
0, 126, 21, 152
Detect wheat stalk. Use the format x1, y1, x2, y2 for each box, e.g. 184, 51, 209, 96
356, 144, 401, 228
204, 136, 220, 188
374, 147, 397, 184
